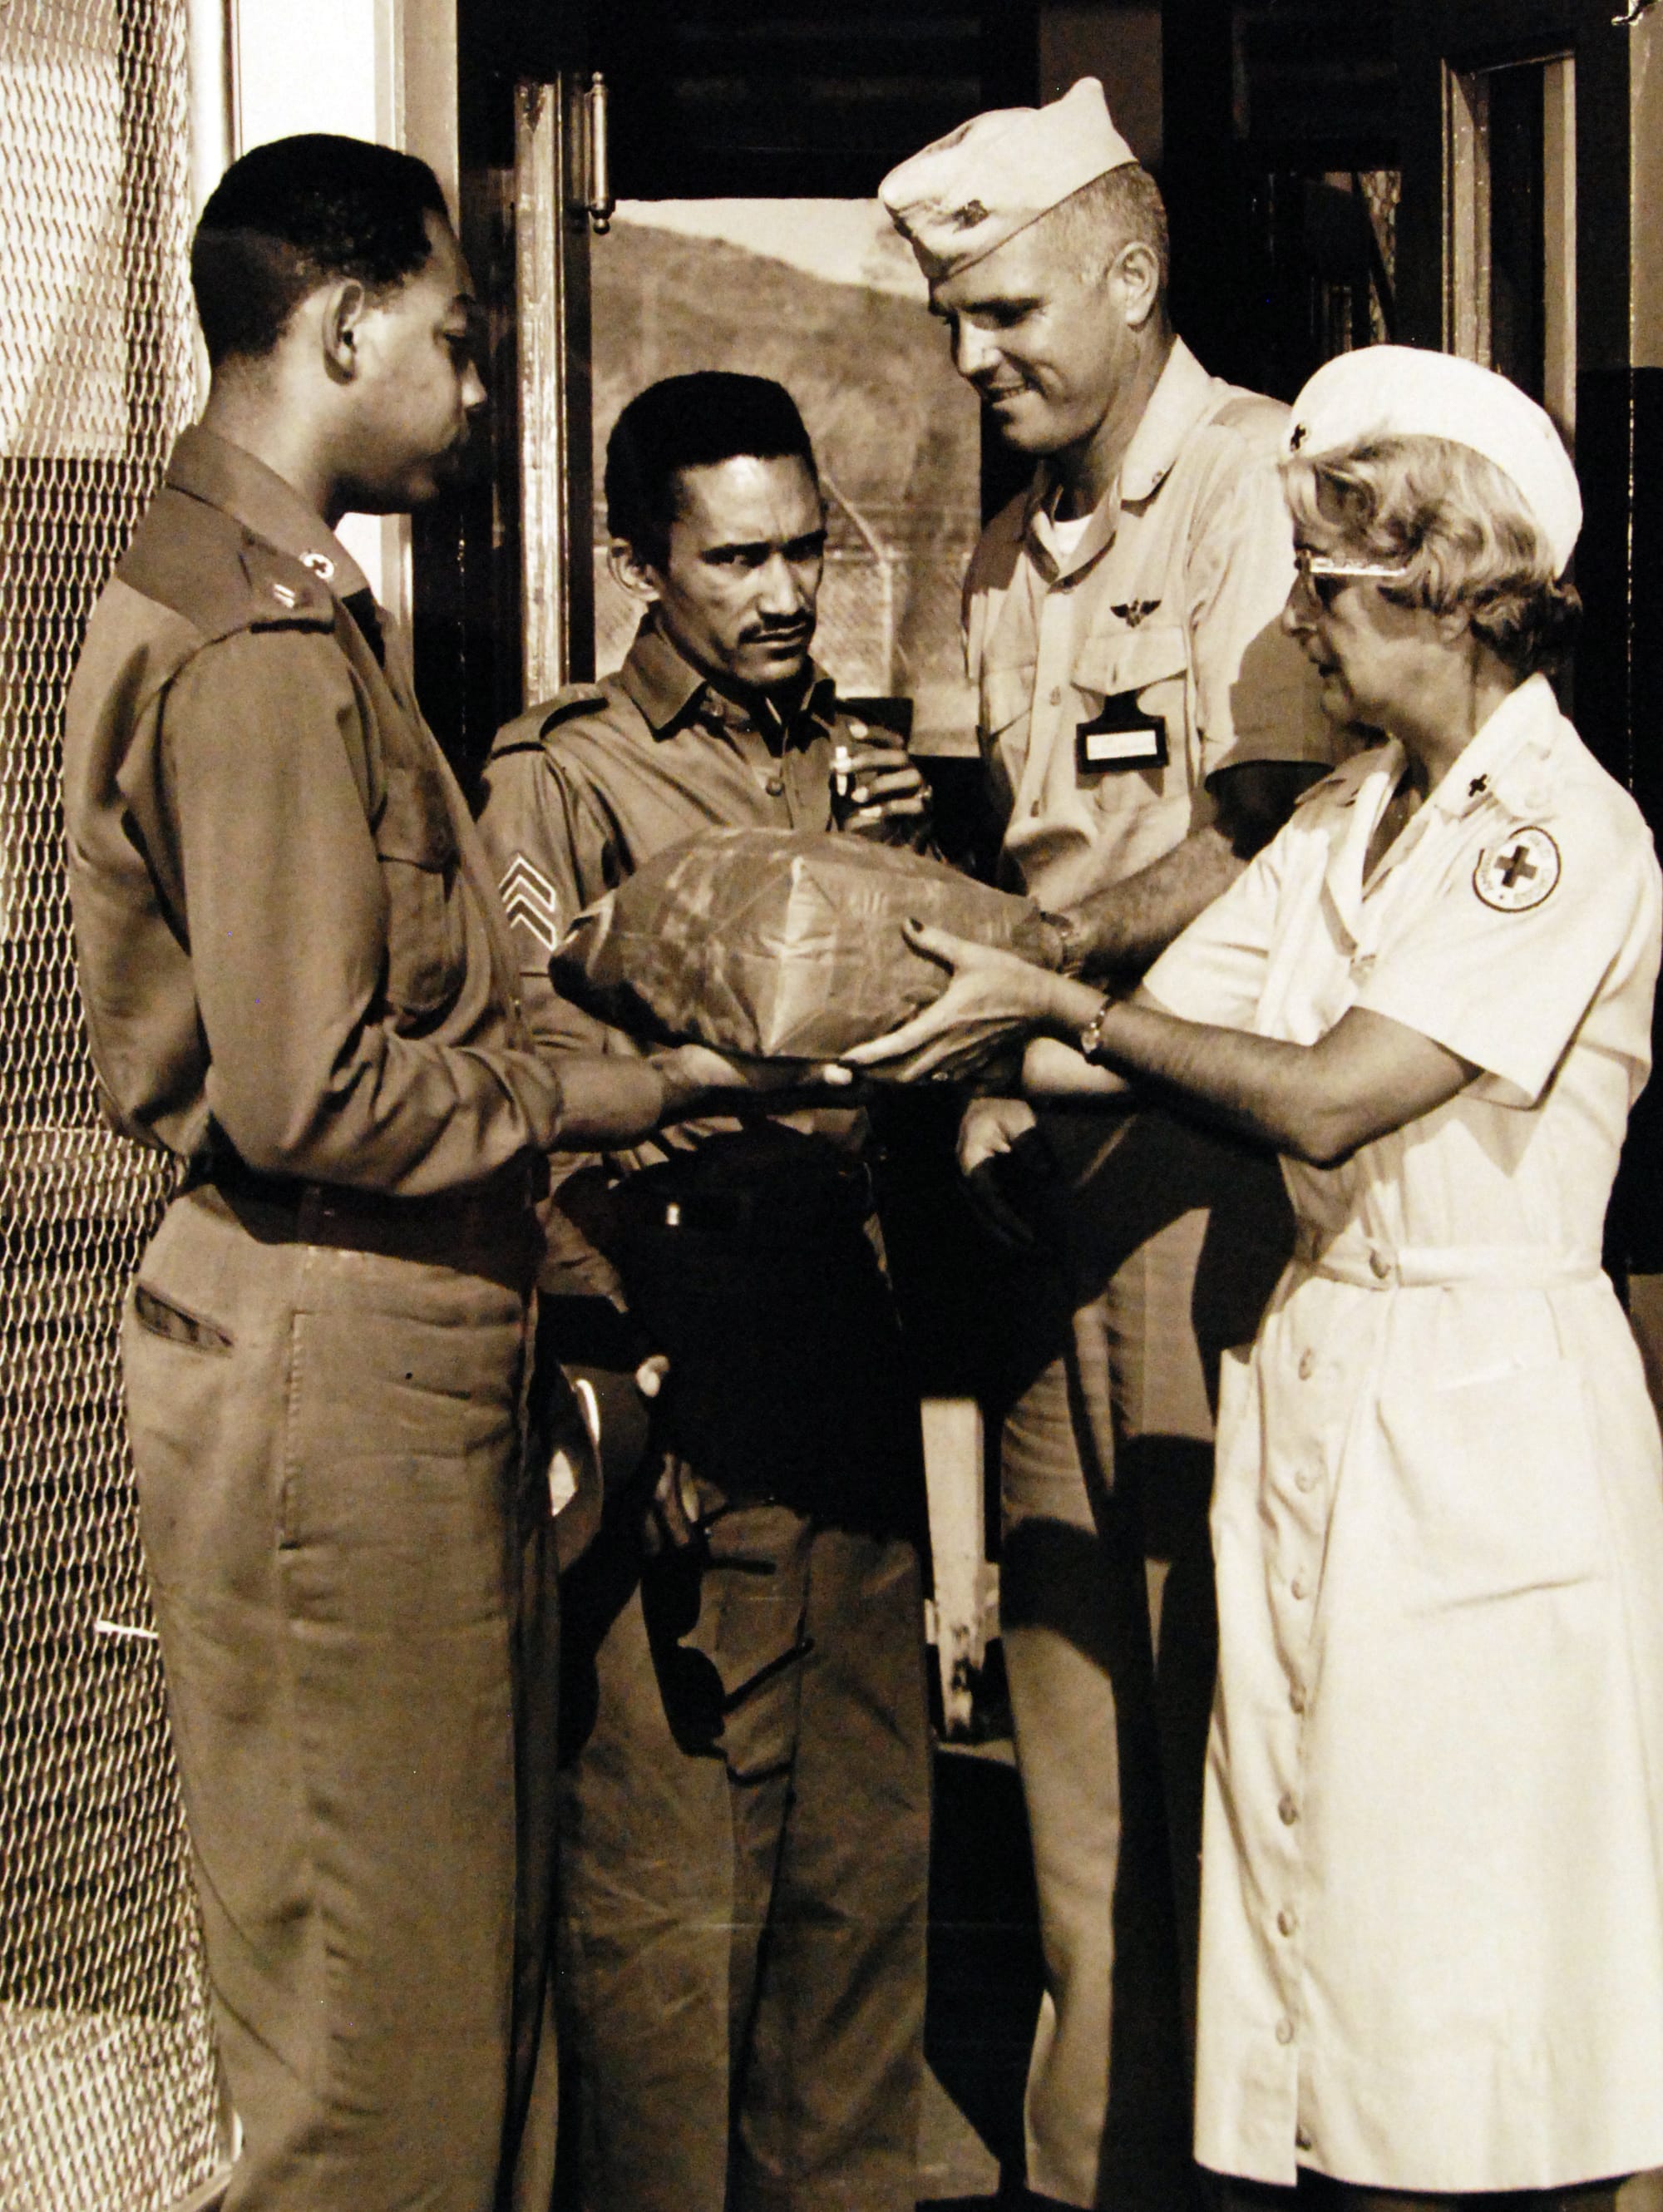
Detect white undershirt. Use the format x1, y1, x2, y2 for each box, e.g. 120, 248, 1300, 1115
1047, 511, 1093, 560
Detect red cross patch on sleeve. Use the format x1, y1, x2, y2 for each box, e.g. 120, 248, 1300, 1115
1473, 826, 1561, 913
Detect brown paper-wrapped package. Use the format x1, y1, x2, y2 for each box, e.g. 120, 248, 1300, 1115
550, 827, 1052, 1064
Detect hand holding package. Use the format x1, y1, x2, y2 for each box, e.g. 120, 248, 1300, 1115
550, 827, 1053, 1068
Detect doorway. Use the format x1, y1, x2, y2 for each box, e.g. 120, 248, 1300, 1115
588, 197, 980, 748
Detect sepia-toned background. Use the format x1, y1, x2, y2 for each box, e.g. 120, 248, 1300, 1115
3, 4, 1663, 2206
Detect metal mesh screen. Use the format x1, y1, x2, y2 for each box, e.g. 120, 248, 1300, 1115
0, 3, 225, 2208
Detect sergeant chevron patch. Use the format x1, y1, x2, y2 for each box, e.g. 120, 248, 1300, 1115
499, 853, 562, 952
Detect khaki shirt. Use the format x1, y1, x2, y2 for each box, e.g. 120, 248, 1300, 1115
967, 339, 1341, 911
63, 426, 567, 1195
478, 615, 881, 1049
481, 618, 863, 936
476, 619, 872, 1287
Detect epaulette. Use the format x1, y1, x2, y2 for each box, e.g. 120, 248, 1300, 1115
1209, 391, 1290, 441
116, 485, 334, 644
487, 684, 611, 762
539, 687, 609, 737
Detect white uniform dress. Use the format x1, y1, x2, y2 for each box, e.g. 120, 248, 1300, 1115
1142, 673, 1663, 2194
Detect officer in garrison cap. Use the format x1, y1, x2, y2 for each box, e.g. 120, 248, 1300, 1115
880, 78, 1353, 2212
848, 343, 1661, 2212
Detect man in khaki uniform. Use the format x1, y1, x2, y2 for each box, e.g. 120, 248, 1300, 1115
476, 373, 932, 2212
879, 80, 1347, 2211
63, 137, 747, 2212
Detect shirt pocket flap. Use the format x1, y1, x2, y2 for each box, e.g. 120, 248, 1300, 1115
1073, 622, 1188, 702
378, 760, 457, 869
981, 663, 1036, 736
376, 762, 465, 1018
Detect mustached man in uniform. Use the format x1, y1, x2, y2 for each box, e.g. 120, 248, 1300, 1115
62, 138, 762, 2212
475, 372, 933, 2212
876, 80, 1351, 2212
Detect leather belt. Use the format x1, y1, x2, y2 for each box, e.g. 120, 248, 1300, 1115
194, 1150, 543, 1292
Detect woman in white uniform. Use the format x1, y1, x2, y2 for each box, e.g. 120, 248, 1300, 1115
849, 347, 1663, 2210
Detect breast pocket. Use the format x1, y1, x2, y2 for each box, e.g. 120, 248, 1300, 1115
979, 661, 1035, 812
1071, 623, 1191, 796
377, 760, 467, 1021
1379, 1358, 1606, 1610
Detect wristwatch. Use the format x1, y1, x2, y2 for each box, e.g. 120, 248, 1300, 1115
1038, 907, 1089, 977
1077, 994, 1116, 1063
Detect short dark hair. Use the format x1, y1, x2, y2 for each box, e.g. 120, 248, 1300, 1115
1044, 163, 1171, 294
192, 134, 451, 368
605, 373, 817, 567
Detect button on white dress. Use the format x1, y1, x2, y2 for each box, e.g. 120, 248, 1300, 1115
1143, 674, 1663, 2194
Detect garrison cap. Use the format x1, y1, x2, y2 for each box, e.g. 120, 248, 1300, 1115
1285, 344, 1582, 575
879, 77, 1137, 285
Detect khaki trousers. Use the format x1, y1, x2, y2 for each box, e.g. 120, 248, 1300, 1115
1002, 1111, 1291, 2210
123, 1182, 560, 2212
555, 1502, 930, 2212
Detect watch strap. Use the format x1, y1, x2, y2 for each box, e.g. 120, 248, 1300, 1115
1077, 995, 1115, 1062
1039, 908, 1089, 978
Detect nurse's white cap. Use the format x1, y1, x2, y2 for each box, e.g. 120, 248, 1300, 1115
1285, 344, 1582, 575
879, 77, 1137, 285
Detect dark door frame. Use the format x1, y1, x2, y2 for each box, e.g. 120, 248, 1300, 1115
1395, 1, 1636, 785
1396, 0, 1663, 1271
412, 0, 1040, 788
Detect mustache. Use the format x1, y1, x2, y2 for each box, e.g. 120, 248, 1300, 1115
739, 616, 814, 645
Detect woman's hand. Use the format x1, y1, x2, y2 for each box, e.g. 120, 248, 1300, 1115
842, 921, 1077, 1082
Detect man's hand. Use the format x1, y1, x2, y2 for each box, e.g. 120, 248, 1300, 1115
643, 1450, 703, 1553
652, 1043, 858, 1118
842, 921, 1082, 1082
837, 739, 933, 847
957, 1094, 1042, 1251
958, 1094, 1038, 1174
634, 1352, 703, 1554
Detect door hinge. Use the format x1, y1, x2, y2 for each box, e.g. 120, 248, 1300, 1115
583, 72, 614, 235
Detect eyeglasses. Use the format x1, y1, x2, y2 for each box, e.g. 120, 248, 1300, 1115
1292, 547, 1414, 604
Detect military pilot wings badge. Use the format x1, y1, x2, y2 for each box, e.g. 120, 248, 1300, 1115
499, 853, 563, 954
1473, 826, 1562, 913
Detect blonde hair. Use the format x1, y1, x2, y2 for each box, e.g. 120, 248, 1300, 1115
1283, 433, 1580, 674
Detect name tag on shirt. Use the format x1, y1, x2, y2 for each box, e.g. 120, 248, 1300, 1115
1076, 693, 1167, 774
